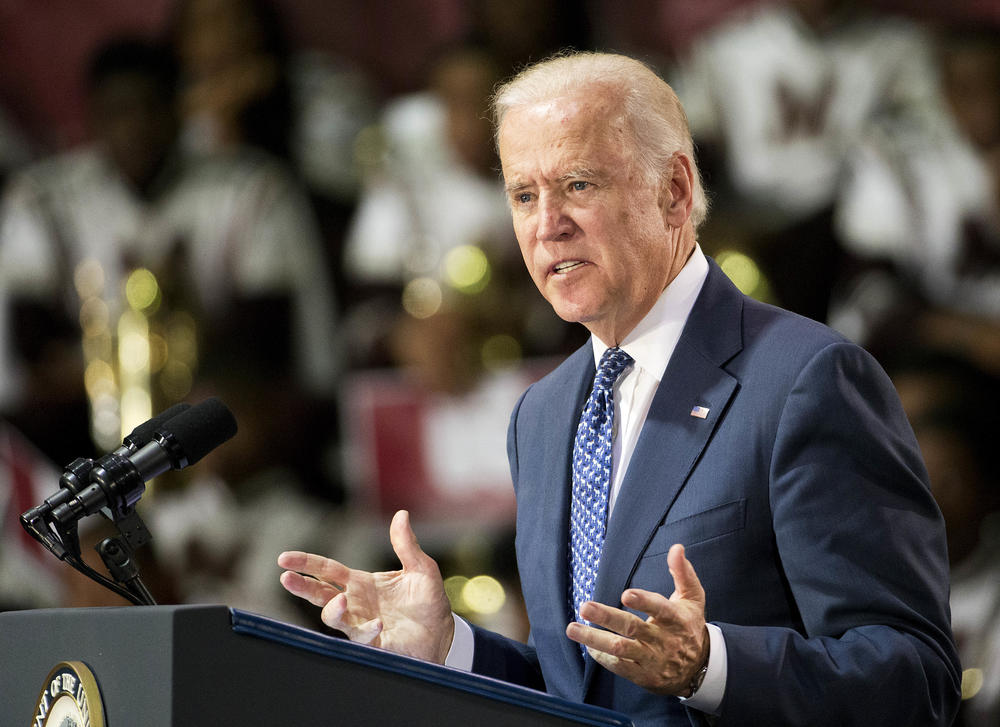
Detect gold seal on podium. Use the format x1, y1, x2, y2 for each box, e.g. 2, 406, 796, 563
30, 661, 105, 727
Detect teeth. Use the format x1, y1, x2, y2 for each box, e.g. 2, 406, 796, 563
553, 261, 585, 273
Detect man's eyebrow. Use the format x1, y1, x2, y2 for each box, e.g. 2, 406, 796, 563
505, 168, 602, 195
505, 181, 532, 196
557, 167, 600, 182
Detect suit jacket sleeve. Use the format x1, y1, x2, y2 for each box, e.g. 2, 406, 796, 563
715, 341, 960, 725
470, 623, 546, 692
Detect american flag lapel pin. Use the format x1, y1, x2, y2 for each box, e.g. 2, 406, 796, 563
690, 405, 710, 419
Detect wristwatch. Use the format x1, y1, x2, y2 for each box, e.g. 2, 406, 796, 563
683, 627, 711, 699
686, 660, 709, 698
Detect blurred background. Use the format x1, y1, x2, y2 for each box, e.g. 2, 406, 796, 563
0, 0, 997, 723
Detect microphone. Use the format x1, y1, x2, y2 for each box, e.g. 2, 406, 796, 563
20, 402, 194, 525
119, 402, 192, 455
49, 397, 237, 526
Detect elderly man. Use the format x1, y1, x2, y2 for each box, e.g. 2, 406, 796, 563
279, 52, 960, 726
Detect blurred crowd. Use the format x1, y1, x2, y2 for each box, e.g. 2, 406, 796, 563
0, 0, 997, 722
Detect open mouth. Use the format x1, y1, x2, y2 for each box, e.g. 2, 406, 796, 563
552, 260, 587, 274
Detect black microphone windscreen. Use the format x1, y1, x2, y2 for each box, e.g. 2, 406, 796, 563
124, 403, 192, 448
162, 397, 238, 465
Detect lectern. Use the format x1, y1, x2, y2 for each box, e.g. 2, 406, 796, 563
0, 605, 634, 726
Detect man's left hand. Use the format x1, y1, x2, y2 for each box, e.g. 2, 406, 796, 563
566, 543, 709, 696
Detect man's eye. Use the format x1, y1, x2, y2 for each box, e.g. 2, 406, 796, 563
571, 181, 589, 191
517, 193, 533, 204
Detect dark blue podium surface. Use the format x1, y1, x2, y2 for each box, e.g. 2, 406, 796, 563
0, 605, 634, 726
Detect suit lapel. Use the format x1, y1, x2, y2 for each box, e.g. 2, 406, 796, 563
584, 261, 744, 689
594, 341, 738, 605
515, 344, 594, 693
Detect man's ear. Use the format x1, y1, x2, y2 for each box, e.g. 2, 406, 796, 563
660, 152, 695, 228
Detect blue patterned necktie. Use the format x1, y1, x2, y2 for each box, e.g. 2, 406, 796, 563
569, 346, 633, 636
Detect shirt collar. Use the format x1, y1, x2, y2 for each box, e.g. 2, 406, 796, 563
591, 244, 710, 382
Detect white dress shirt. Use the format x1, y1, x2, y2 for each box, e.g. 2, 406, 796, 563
448, 245, 726, 715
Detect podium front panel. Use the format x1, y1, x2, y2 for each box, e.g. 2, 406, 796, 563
0, 605, 633, 726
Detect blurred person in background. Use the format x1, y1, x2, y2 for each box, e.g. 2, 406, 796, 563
672, 0, 953, 323
830, 24, 1000, 343
168, 0, 375, 199
882, 344, 1000, 726
167, 0, 378, 306
0, 38, 180, 465
169, 0, 295, 162
0, 36, 340, 496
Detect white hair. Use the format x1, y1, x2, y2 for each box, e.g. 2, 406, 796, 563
492, 51, 709, 228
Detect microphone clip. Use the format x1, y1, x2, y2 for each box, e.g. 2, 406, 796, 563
21, 455, 157, 605
50, 452, 146, 527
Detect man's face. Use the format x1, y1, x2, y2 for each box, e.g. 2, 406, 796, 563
498, 93, 684, 345
92, 72, 177, 193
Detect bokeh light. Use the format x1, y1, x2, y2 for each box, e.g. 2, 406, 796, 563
402, 277, 443, 318
481, 334, 522, 371
462, 575, 506, 615
73, 258, 105, 299
78, 296, 110, 336
443, 244, 490, 294
444, 575, 469, 612
961, 668, 984, 700
716, 250, 762, 296
124, 267, 161, 312
83, 360, 116, 399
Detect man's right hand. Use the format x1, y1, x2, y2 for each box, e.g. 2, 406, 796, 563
278, 509, 455, 664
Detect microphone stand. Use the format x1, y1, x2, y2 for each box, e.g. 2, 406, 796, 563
20, 458, 158, 606
99, 503, 157, 605
98, 532, 156, 606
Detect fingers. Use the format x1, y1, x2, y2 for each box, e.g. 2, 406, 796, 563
388, 510, 432, 573
278, 550, 350, 612
564, 546, 709, 695
568, 596, 706, 695
567, 619, 632, 658
667, 544, 705, 605
319, 590, 347, 627
277, 550, 350, 589
620, 588, 673, 622
579, 598, 657, 638
570, 601, 662, 657
351, 618, 384, 645
313, 589, 383, 644
588, 646, 645, 683
279, 570, 343, 608
318, 591, 352, 631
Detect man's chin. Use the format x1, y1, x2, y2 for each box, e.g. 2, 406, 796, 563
549, 300, 600, 328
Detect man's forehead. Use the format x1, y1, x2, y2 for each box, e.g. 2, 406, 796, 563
502, 88, 622, 128
499, 97, 629, 178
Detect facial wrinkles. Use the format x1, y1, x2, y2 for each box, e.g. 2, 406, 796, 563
500, 93, 679, 343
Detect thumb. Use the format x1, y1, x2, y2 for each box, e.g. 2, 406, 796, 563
389, 510, 432, 572
667, 544, 705, 606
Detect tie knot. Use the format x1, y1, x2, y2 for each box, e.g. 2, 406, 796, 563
594, 347, 633, 391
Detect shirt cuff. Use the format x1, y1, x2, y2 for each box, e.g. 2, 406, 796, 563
444, 612, 475, 671
678, 622, 726, 714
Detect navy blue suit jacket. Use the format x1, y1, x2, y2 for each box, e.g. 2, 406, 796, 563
471, 260, 961, 726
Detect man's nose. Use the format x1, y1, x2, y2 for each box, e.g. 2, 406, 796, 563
536, 196, 574, 241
